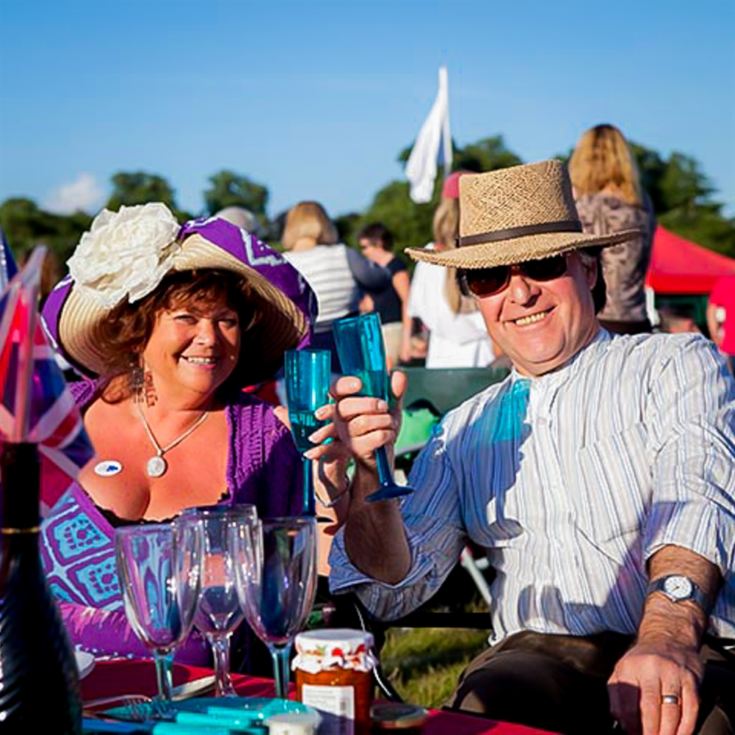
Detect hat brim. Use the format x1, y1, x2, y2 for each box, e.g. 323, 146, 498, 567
406, 228, 640, 269
57, 232, 310, 385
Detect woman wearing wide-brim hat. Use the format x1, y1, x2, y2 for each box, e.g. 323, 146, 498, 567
39, 204, 343, 666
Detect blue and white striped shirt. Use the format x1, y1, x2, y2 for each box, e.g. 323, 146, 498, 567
329, 330, 735, 640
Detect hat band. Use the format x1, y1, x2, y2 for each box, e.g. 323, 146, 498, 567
457, 219, 583, 248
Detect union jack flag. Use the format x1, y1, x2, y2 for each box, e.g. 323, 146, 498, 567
0, 229, 18, 291
0, 243, 93, 512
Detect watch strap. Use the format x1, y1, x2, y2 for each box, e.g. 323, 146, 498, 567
646, 575, 713, 615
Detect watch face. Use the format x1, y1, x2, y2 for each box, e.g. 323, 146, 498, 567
663, 575, 693, 600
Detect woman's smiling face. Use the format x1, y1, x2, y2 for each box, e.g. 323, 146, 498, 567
141, 292, 241, 404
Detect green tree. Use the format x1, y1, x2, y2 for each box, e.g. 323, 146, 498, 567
0, 198, 91, 261
658, 153, 714, 212
203, 170, 269, 227
398, 135, 522, 173
635, 148, 735, 256
106, 171, 178, 211
453, 136, 523, 173
334, 212, 362, 245
362, 135, 524, 259
359, 180, 436, 256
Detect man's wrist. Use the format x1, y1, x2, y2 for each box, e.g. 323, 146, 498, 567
646, 574, 714, 616
639, 589, 707, 649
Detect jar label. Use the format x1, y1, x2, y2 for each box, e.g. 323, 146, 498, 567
301, 684, 355, 735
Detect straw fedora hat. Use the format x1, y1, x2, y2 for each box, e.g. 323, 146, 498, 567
406, 159, 640, 269
42, 205, 315, 385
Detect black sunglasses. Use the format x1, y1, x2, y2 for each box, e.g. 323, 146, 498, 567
459, 254, 569, 297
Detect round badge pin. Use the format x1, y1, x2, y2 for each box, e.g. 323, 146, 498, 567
94, 460, 123, 477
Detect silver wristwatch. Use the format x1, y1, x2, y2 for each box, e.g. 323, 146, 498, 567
646, 574, 712, 614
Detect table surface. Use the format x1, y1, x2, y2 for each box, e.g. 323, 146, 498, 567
81, 659, 558, 735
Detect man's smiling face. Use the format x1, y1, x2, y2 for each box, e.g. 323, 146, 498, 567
476, 252, 600, 377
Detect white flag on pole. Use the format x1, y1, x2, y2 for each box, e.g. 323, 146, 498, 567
405, 66, 452, 204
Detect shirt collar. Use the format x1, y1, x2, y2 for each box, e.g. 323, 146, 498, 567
510, 327, 612, 391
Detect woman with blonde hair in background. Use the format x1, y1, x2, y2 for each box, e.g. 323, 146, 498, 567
406, 172, 494, 368
282, 201, 389, 370
569, 124, 655, 334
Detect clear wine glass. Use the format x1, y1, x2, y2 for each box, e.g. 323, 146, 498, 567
115, 522, 202, 713
284, 348, 332, 515
230, 516, 318, 699
178, 505, 257, 697
333, 312, 414, 502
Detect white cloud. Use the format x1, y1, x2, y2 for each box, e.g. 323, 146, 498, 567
44, 173, 105, 214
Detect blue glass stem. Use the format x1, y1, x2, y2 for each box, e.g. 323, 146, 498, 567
366, 447, 414, 502
269, 642, 293, 699
302, 457, 315, 515
375, 447, 394, 486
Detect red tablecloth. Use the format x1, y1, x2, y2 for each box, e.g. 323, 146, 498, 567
82, 659, 557, 735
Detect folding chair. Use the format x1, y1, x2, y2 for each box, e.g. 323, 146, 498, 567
395, 365, 509, 604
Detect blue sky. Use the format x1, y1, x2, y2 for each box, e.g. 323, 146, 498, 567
1, 0, 733, 221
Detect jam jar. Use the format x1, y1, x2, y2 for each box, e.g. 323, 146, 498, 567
293, 629, 377, 735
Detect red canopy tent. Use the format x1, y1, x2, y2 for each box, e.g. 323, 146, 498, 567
645, 226, 735, 294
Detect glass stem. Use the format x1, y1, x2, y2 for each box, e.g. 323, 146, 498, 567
375, 447, 393, 486
269, 642, 293, 699
302, 457, 315, 515
153, 650, 174, 701
209, 632, 235, 697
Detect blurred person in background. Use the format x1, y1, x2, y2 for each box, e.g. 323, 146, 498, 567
406, 172, 495, 368
357, 222, 411, 367
215, 205, 262, 238
282, 201, 390, 371
707, 275, 735, 373
658, 302, 702, 335
21, 246, 62, 307
569, 124, 655, 335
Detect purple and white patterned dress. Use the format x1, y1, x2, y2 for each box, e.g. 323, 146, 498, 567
41, 380, 303, 664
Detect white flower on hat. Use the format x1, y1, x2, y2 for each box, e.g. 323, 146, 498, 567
67, 202, 181, 308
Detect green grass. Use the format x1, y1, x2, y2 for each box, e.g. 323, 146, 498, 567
379, 626, 490, 708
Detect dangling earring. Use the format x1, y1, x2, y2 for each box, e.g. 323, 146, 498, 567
130, 362, 145, 402
143, 370, 157, 407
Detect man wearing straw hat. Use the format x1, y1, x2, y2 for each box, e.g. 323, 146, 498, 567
312, 160, 735, 734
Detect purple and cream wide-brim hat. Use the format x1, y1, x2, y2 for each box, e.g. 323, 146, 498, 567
406, 159, 640, 269
42, 203, 316, 385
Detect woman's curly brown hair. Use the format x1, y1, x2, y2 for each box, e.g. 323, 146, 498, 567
98, 269, 259, 398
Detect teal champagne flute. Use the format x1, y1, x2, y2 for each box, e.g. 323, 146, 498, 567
333, 312, 414, 502
284, 348, 331, 515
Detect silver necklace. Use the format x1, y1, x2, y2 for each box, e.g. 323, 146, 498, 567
135, 402, 210, 478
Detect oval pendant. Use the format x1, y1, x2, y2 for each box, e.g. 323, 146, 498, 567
147, 455, 167, 478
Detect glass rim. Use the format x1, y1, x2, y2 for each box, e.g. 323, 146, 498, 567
177, 504, 257, 519
285, 347, 331, 357
258, 516, 317, 528
333, 312, 382, 329
114, 523, 172, 539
